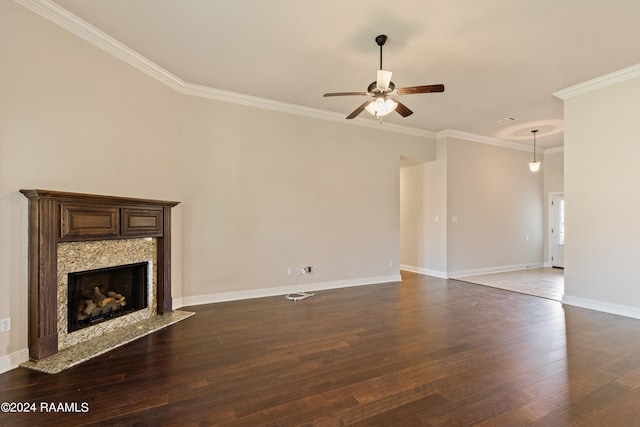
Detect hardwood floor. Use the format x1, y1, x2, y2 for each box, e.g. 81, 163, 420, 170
455, 267, 564, 301
1, 271, 639, 426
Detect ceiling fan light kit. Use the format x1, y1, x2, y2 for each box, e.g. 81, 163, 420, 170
365, 97, 398, 117
323, 34, 445, 122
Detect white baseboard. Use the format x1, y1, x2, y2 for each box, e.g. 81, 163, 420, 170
562, 295, 640, 320
0, 348, 29, 374
399, 263, 546, 280
400, 264, 448, 279
174, 274, 402, 309
449, 262, 545, 279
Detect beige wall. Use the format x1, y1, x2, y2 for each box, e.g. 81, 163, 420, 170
563, 75, 640, 313
446, 137, 544, 275
400, 136, 545, 277
399, 148, 448, 276
0, 1, 183, 361
543, 150, 564, 195
0, 1, 435, 364
177, 95, 435, 298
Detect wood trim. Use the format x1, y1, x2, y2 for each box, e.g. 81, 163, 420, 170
28, 197, 59, 360
121, 207, 163, 237
157, 206, 173, 314
61, 204, 120, 241
20, 189, 179, 360
20, 189, 178, 207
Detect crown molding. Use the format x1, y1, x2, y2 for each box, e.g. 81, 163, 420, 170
544, 146, 564, 154
15, 0, 186, 91
437, 129, 563, 154
180, 82, 437, 138
553, 62, 640, 100
436, 129, 535, 153
16, 0, 569, 147
15, 0, 437, 139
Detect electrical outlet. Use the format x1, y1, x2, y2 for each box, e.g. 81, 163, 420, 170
287, 267, 292, 275
0, 318, 10, 332
304, 266, 313, 273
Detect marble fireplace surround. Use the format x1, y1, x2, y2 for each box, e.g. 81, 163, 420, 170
57, 238, 157, 350
20, 189, 183, 364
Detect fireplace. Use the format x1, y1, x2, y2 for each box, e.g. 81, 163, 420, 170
68, 262, 149, 333
21, 189, 179, 360
56, 237, 158, 350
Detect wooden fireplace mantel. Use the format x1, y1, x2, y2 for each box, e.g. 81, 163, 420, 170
21, 189, 180, 360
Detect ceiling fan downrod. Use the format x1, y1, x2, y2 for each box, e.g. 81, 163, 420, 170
376, 34, 387, 70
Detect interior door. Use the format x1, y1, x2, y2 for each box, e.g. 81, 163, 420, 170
550, 194, 565, 268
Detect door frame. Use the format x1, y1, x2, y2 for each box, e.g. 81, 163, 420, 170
548, 192, 564, 267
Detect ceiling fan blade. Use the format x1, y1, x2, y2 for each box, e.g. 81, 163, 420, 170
376, 69, 393, 90
395, 100, 413, 117
324, 91, 369, 97
396, 84, 445, 95
346, 100, 372, 119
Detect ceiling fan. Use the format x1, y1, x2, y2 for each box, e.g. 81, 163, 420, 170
324, 35, 444, 121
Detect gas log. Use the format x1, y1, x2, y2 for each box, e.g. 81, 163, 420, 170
77, 287, 127, 321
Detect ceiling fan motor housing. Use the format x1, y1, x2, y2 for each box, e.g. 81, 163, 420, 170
368, 81, 395, 93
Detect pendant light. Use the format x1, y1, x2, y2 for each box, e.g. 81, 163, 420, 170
529, 129, 541, 172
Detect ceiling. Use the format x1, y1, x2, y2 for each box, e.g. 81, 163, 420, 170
45, 0, 640, 149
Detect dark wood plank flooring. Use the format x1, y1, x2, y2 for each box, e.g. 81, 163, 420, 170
1, 271, 640, 426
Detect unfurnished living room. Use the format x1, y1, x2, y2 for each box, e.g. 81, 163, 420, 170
2, 1, 640, 425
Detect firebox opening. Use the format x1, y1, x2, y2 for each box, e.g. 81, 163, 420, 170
68, 262, 148, 333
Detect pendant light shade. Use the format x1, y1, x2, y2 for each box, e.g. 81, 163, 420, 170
529, 160, 541, 172
529, 129, 541, 172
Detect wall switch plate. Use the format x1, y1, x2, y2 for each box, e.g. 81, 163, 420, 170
0, 318, 10, 332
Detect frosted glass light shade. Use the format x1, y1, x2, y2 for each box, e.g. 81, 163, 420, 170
376, 69, 393, 90
529, 161, 541, 172
365, 97, 397, 117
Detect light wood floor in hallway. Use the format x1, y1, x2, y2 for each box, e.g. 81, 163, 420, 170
455, 267, 564, 301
